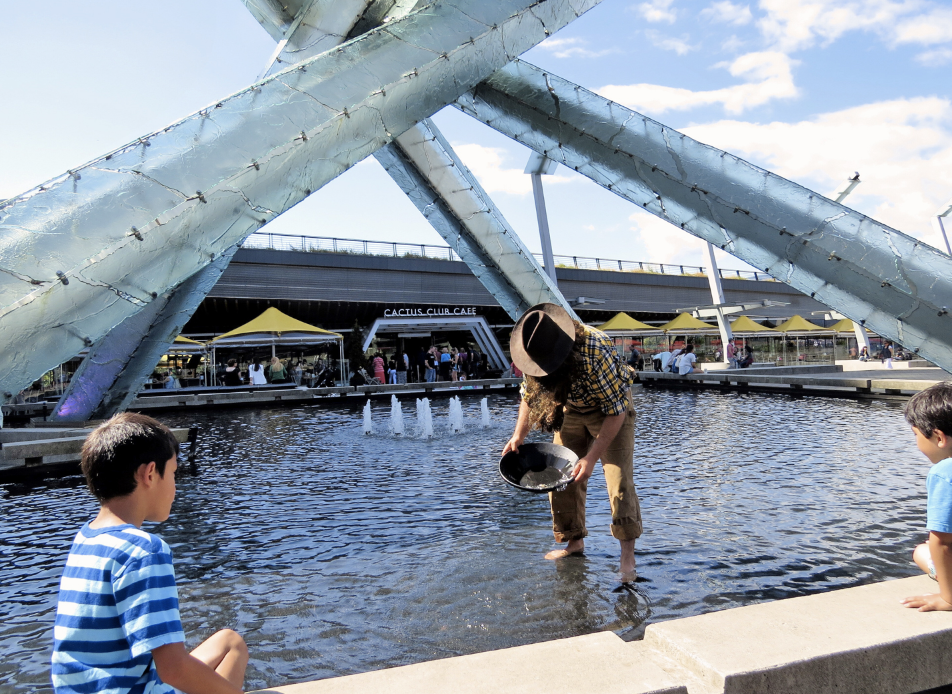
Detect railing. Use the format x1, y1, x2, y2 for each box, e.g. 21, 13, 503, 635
240, 232, 775, 281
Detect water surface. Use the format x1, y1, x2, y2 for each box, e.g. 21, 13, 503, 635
0, 389, 926, 691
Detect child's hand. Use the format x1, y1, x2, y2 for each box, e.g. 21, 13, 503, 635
900, 593, 952, 611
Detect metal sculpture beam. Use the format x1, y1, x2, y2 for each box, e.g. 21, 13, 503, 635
51, 249, 237, 421
254, 0, 569, 317
0, 0, 600, 407
49, 0, 573, 422
454, 60, 952, 369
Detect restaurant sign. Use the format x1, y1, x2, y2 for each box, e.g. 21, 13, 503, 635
384, 307, 477, 317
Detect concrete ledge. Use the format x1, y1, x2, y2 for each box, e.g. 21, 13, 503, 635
644, 575, 952, 694
256, 577, 952, 694
641, 370, 940, 395
258, 632, 686, 694
2, 427, 191, 466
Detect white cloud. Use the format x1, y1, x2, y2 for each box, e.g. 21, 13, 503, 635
893, 7, 952, 45
598, 51, 797, 115
701, 1, 753, 25
629, 211, 707, 265
625, 97, 952, 266
916, 46, 952, 65
721, 34, 746, 52
635, 0, 677, 23
535, 36, 618, 59
754, 0, 952, 53
646, 30, 696, 55
452, 144, 571, 196
680, 97, 952, 251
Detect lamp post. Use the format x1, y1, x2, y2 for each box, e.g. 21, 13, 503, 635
525, 152, 559, 285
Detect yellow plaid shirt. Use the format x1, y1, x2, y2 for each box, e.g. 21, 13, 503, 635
520, 324, 635, 416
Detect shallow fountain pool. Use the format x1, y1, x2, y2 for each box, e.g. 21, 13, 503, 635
0, 389, 929, 692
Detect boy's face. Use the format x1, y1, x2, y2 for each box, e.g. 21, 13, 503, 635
913, 426, 950, 464
148, 454, 178, 523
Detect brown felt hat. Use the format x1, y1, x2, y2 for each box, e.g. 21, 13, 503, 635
510, 303, 576, 377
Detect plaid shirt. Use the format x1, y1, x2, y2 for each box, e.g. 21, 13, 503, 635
569, 325, 635, 415
520, 325, 635, 416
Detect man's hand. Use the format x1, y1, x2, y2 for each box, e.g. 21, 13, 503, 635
900, 593, 952, 612
571, 458, 596, 484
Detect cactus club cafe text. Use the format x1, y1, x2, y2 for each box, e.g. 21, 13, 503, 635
383, 307, 478, 317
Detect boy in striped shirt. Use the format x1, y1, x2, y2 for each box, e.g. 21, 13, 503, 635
52, 413, 248, 694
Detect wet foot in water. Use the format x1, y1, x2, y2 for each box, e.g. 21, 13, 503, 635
545, 539, 584, 560
620, 539, 636, 580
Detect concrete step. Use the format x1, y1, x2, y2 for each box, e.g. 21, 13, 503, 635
643, 575, 952, 694
263, 631, 684, 694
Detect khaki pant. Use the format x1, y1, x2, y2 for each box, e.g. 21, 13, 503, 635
549, 398, 641, 542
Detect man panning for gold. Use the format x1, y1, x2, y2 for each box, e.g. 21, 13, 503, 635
502, 303, 642, 577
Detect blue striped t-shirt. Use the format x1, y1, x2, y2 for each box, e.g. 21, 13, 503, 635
52, 523, 185, 694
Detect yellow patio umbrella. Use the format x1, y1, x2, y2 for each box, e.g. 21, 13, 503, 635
729, 315, 776, 333
597, 312, 661, 333
774, 315, 833, 366
828, 318, 873, 334
210, 307, 344, 383
659, 313, 718, 332
774, 315, 830, 333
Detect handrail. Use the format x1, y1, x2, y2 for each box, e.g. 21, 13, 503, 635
239, 232, 775, 281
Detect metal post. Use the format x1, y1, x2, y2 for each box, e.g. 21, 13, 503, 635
934, 213, 952, 256
703, 242, 733, 363
526, 153, 559, 285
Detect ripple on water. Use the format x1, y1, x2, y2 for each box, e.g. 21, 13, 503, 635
0, 390, 926, 691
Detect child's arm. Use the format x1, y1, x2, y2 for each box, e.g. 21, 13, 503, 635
901, 531, 952, 611
153, 642, 244, 694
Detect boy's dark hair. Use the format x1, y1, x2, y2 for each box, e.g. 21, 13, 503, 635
905, 382, 952, 438
80, 413, 180, 501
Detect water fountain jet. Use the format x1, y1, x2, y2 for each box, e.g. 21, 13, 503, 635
416, 398, 434, 439
390, 395, 405, 436
362, 400, 372, 435
448, 396, 464, 434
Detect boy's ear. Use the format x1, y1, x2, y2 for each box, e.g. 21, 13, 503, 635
136, 460, 158, 486
935, 429, 950, 448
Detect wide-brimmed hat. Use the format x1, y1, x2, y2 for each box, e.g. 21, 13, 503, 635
510, 303, 576, 377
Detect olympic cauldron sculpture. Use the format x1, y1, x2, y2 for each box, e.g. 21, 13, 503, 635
0, 0, 950, 422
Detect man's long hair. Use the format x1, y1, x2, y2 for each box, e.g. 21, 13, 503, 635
522, 320, 586, 432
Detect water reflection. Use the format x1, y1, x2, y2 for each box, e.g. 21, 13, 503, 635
0, 391, 925, 691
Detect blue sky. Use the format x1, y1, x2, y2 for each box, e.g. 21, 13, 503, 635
1, 0, 950, 272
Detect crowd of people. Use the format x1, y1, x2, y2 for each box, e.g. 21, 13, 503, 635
356, 345, 489, 386
214, 356, 336, 387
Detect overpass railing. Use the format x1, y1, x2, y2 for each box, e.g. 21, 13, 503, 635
240, 232, 775, 281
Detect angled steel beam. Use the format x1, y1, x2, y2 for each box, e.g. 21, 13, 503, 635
455, 60, 952, 371
376, 121, 565, 316
0, 0, 601, 404
58, 0, 575, 421
252, 0, 570, 318
51, 0, 382, 421
51, 249, 236, 421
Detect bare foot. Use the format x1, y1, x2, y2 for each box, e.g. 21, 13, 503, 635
545, 539, 584, 560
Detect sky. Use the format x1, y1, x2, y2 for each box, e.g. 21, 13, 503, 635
1, 0, 951, 274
